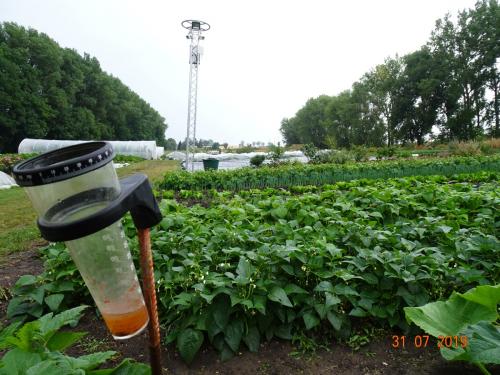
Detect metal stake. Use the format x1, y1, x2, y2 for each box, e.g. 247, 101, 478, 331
138, 228, 163, 375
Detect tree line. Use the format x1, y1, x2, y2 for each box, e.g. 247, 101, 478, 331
281, 0, 499, 148
0, 23, 167, 153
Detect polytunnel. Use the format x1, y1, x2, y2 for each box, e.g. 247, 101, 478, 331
0, 171, 17, 189
156, 147, 164, 159
18, 139, 160, 160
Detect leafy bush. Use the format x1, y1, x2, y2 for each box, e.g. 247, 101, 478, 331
113, 154, 146, 163
267, 144, 285, 164
249, 155, 266, 168
448, 140, 482, 156
301, 143, 318, 162
0, 306, 150, 374
0, 153, 38, 174
329, 150, 352, 164
376, 147, 396, 160
7, 243, 87, 322
396, 150, 413, 159
405, 284, 500, 375
352, 146, 368, 162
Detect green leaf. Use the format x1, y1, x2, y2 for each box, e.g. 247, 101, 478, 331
243, 325, 260, 352
44, 294, 65, 312
0, 321, 22, 350
458, 284, 500, 311
38, 306, 87, 339
271, 206, 288, 219
327, 311, 342, 331
314, 281, 334, 293
349, 307, 368, 317
0, 348, 42, 375
235, 257, 254, 284
440, 322, 500, 365
303, 311, 320, 330
15, 275, 37, 287
46, 331, 87, 351
68, 351, 117, 371
28, 287, 45, 305
252, 295, 266, 314
268, 286, 293, 307
177, 328, 204, 363
459, 322, 500, 364
325, 293, 341, 308
284, 284, 308, 295
6, 321, 40, 351
224, 320, 244, 352
212, 296, 231, 330
404, 293, 497, 337
220, 343, 234, 362
25, 360, 69, 375
275, 325, 292, 340
437, 225, 453, 234
89, 359, 151, 375
334, 284, 359, 296
363, 273, 378, 285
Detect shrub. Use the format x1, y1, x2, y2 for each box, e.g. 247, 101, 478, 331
448, 141, 481, 156
479, 142, 494, 155
268, 144, 285, 164
376, 147, 396, 160
330, 150, 352, 164
396, 150, 412, 159
113, 154, 146, 163
0, 153, 38, 174
352, 146, 368, 162
250, 154, 266, 167
301, 143, 318, 162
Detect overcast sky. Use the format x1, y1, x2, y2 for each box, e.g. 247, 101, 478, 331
1, 0, 478, 145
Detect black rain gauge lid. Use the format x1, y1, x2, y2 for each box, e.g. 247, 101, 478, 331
12, 141, 114, 186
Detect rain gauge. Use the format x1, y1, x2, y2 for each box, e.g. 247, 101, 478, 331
13, 142, 164, 374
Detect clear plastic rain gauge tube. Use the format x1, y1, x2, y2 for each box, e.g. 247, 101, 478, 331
13, 142, 149, 339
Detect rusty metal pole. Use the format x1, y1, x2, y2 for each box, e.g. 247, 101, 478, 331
138, 228, 163, 375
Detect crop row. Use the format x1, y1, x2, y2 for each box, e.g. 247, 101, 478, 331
11, 172, 499, 362
159, 155, 500, 191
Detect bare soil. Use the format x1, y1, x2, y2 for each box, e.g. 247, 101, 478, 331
1, 249, 498, 375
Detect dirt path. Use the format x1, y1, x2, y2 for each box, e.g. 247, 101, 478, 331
1, 250, 497, 375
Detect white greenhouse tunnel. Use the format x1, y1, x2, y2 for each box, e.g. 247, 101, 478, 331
0, 171, 17, 189
18, 139, 163, 160
167, 150, 307, 170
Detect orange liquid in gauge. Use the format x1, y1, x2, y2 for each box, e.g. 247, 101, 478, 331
101, 303, 149, 339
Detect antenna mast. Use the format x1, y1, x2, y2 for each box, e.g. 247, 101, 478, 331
182, 20, 210, 171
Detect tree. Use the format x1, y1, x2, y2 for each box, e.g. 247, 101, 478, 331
392, 48, 443, 145
283, 1, 499, 146
429, 1, 500, 140
0, 22, 168, 152
280, 118, 300, 146
357, 57, 404, 145
164, 138, 177, 150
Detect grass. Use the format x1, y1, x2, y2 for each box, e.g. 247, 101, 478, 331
0, 187, 42, 260
116, 159, 179, 181
0, 159, 179, 261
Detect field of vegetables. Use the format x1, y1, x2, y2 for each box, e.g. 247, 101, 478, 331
7, 167, 499, 369
159, 155, 500, 191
